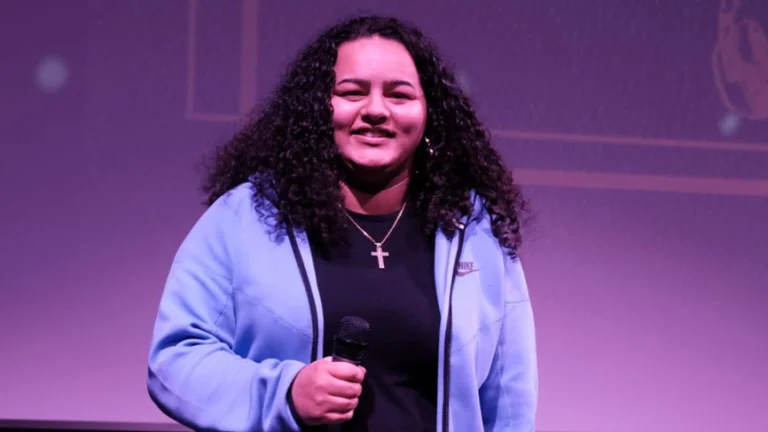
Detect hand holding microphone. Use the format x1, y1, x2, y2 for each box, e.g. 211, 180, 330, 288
291, 317, 370, 425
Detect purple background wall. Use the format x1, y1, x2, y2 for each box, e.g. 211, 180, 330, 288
2, 1, 767, 431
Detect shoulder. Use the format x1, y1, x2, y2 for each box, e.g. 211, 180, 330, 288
209, 182, 257, 215
202, 181, 277, 225
464, 192, 527, 299
184, 182, 265, 244
460, 192, 504, 267
464, 190, 519, 257
463, 192, 495, 243
176, 182, 278, 259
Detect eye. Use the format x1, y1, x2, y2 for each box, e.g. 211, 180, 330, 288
337, 89, 366, 100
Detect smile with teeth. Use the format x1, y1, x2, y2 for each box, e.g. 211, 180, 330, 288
355, 128, 394, 138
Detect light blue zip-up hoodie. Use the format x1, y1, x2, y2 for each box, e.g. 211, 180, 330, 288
147, 182, 538, 431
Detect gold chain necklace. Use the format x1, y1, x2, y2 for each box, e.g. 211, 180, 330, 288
344, 201, 408, 269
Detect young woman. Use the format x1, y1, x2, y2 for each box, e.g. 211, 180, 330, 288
147, 15, 538, 432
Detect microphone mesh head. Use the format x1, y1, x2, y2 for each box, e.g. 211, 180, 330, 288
338, 316, 370, 345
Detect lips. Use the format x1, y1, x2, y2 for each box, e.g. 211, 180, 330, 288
352, 127, 395, 138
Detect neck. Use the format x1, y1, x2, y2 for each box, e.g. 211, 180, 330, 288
342, 172, 410, 215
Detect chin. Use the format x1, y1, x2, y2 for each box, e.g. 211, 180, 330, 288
344, 149, 395, 170
349, 158, 393, 171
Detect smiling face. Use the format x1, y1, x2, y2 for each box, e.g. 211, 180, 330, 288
331, 36, 428, 186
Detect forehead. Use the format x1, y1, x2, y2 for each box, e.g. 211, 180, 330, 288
334, 36, 420, 82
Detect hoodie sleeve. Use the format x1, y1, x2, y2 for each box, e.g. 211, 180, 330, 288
146, 190, 305, 432
480, 255, 539, 431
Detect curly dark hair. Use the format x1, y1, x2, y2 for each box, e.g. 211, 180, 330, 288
202, 15, 528, 257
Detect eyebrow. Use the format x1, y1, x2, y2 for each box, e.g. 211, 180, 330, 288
336, 78, 416, 89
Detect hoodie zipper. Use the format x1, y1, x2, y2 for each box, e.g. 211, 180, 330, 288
287, 226, 320, 363
441, 221, 466, 432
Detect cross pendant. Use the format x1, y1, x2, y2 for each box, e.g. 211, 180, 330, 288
371, 243, 389, 269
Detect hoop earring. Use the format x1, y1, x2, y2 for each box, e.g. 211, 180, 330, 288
425, 137, 434, 156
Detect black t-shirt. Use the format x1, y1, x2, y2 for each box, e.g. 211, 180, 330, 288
311, 204, 440, 432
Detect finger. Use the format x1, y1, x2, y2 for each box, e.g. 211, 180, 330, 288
324, 395, 359, 414
327, 380, 363, 399
324, 409, 356, 424
327, 362, 365, 382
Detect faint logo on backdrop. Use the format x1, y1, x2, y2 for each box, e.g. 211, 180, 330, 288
712, 0, 768, 120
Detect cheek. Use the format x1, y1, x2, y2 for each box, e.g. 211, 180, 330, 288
393, 104, 427, 135
331, 98, 357, 129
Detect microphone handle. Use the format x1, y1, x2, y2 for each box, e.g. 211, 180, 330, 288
331, 337, 366, 365
328, 346, 363, 431
331, 354, 361, 365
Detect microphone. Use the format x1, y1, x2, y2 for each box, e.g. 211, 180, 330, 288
332, 316, 370, 365
328, 317, 369, 432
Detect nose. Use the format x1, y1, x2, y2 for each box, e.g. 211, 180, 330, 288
361, 92, 388, 125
